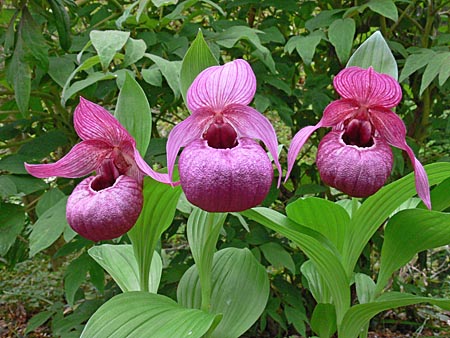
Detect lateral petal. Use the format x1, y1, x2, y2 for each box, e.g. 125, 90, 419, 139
133, 148, 175, 185
74, 97, 133, 145
166, 111, 212, 182
25, 140, 111, 178
371, 109, 431, 209
334, 67, 402, 108
223, 104, 282, 184
187, 59, 256, 113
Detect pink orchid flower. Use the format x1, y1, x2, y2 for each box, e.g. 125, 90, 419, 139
166, 59, 282, 212
286, 66, 431, 209
25, 97, 171, 241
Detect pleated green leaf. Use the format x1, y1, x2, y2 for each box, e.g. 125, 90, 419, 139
340, 292, 450, 338
180, 29, 218, 104
286, 197, 350, 253
375, 209, 450, 294
127, 178, 182, 292
342, 162, 450, 277
115, 72, 152, 156
241, 208, 350, 324
310, 303, 336, 338
301, 260, 332, 304
81, 292, 217, 338
177, 247, 269, 338
88, 244, 162, 293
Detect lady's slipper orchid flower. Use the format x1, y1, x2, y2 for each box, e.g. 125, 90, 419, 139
166, 59, 282, 212
25, 97, 171, 241
286, 66, 431, 209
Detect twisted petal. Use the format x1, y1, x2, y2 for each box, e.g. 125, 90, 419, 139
370, 109, 431, 209
74, 97, 134, 145
25, 140, 111, 178
187, 59, 256, 113
334, 67, 402, 108
316, 131, 393, 197
66, 175, 143, 241
223, 104, 282, 185
166, 111, 213, 183
133, 148, 175, 185
179, 138, 273, 212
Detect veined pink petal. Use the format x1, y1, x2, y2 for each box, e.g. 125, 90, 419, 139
334, 67, 402, 108
370, 109, 431, 209
25, 140, 111, 178
74, 97, 133, 145
166, 111, 212, 182
133, 148, 175, 185
187, 59, 256, 113
322, 99, 360, 125
223, 104, 281, 185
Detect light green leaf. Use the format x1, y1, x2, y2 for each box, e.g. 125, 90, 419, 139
178, 247, 269, 338
285, 32, 324, 65
342, 162, 450, 277
215, 26, 275, 72
48, 55, 76, 88
115, 72, 151, 156
127, 178, 182, 292
29, 197, 69, 257
286, 197, 349, 253
123, 38, 147, 67
136, 0, 151, 22
142, 67, 162, 86
241, 208, 350, 324
399, 48, 434, 82
90, 30, 130, 70
310, 303, 336, 338
328, 18, 355, 64
0, 203, 25, 256
339, 292, 450, 338
63, 71, 116, 104
180, 29, 218, 104
419, 51, 450, 95
89, 244, 162, 293
367, 0, 398, 21
82, 292, 218, 338
347, 31, 398, 80
64, 253, 91, 306
355, 273, 376, 304
260, 242, 296, 274
376, 209, 450, 294
152, 0, 178, 7
438, 52, 450, 86
301, 260, 332, 304
145, 54, 182, 98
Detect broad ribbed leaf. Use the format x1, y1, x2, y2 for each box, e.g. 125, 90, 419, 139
115, 73, 152, 156
127, 178, 182, 292
340, 292, 450, 338
90, 30, 130, 70
347, 31, 398, 80
355, 273, 376, 304
342, 162, 450, 277
180, 30, 218, 103
375, 209, 450, 294
88, 244, 162, 293
301, 260, 332, 303
310, 303, 336, 338
242, 208, 350, 324
81, 292, 217, 338
286, 197, 349, 253
177, 248, 269, 338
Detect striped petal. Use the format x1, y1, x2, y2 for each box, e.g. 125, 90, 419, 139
334, 67, 402, 108
187, 59, 256, 113
370, 109, 431, 209
223, 104, 281, 184
25, 140, 111, 178
166, 110, 213, 183
74, 97, 133, 145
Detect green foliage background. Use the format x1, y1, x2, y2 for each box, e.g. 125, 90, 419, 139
0, 0, 449, 336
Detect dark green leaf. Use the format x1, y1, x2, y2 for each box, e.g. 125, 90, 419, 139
145, 54, 182, 98
25, 310, 55, 334
0, 203, 25, 256
328, 18, 355, 64
367, 0, 398, 21
260, 242, 296, 274
21, 8, 49, 71
36, 188, 66, 217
